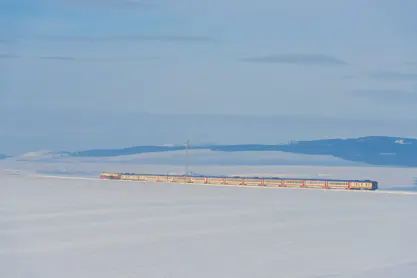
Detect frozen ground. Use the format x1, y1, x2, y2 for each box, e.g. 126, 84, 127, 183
1, 173, 417, 278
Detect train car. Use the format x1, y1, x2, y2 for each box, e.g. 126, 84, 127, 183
222, 178, 245, 185
120, 174, 145, 181
100, 172, 121, 180
206, 177, 225, 185
190, 177, 207, 184
144, 175, 162, 182
326, 181, 349, 189
169, 175, 188, 183
305, 180, 327, 188
262, 179, 282, 187
244, 178, 264, 186
282, 179, 305, 188
349, 181, 378, 190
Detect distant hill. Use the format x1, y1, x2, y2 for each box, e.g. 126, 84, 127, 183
72, 145, 187, 157
69, 136, 417, 167
0, 154, 9, 160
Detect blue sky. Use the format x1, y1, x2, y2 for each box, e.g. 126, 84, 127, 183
1, 0, 417, 154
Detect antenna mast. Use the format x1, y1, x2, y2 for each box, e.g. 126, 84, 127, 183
185, 139, 190, 177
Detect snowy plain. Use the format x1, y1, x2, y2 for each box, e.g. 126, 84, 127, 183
1, 149, 417, 189
2, 171, 417, 278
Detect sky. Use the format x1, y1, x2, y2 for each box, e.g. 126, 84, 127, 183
1, 0, 417, 154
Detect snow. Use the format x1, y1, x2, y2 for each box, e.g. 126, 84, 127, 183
1, 172, 417, 278
1, 158, 416, 189
2, 149, 367, 166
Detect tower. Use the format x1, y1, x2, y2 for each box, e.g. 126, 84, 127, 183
185, 139, 190, 177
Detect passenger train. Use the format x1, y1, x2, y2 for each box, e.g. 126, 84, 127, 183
100, 172, 378, 191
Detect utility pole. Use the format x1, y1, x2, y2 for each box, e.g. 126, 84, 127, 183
185, 139, 190, 177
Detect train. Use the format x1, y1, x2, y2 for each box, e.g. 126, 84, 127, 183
99, 172, 378, 191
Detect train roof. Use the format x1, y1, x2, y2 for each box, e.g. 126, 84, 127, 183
111, 172, 377, 183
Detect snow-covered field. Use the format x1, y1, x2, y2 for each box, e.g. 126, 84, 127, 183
1, 172, 417, 278
1, 158, 417, 189
1, 148, 417, 190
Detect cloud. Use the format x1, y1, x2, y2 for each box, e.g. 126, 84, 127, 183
368, 71, 417, 81
0, 54, 18, 59
54, 0, 153, 9
349, 89, 417, 104
0, 38, 20, 45
37, 55, 160, 62
241, 54, 347, 66
0, 54, 161, 62
34, 35, 216, 43
38, 56, 79, 61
